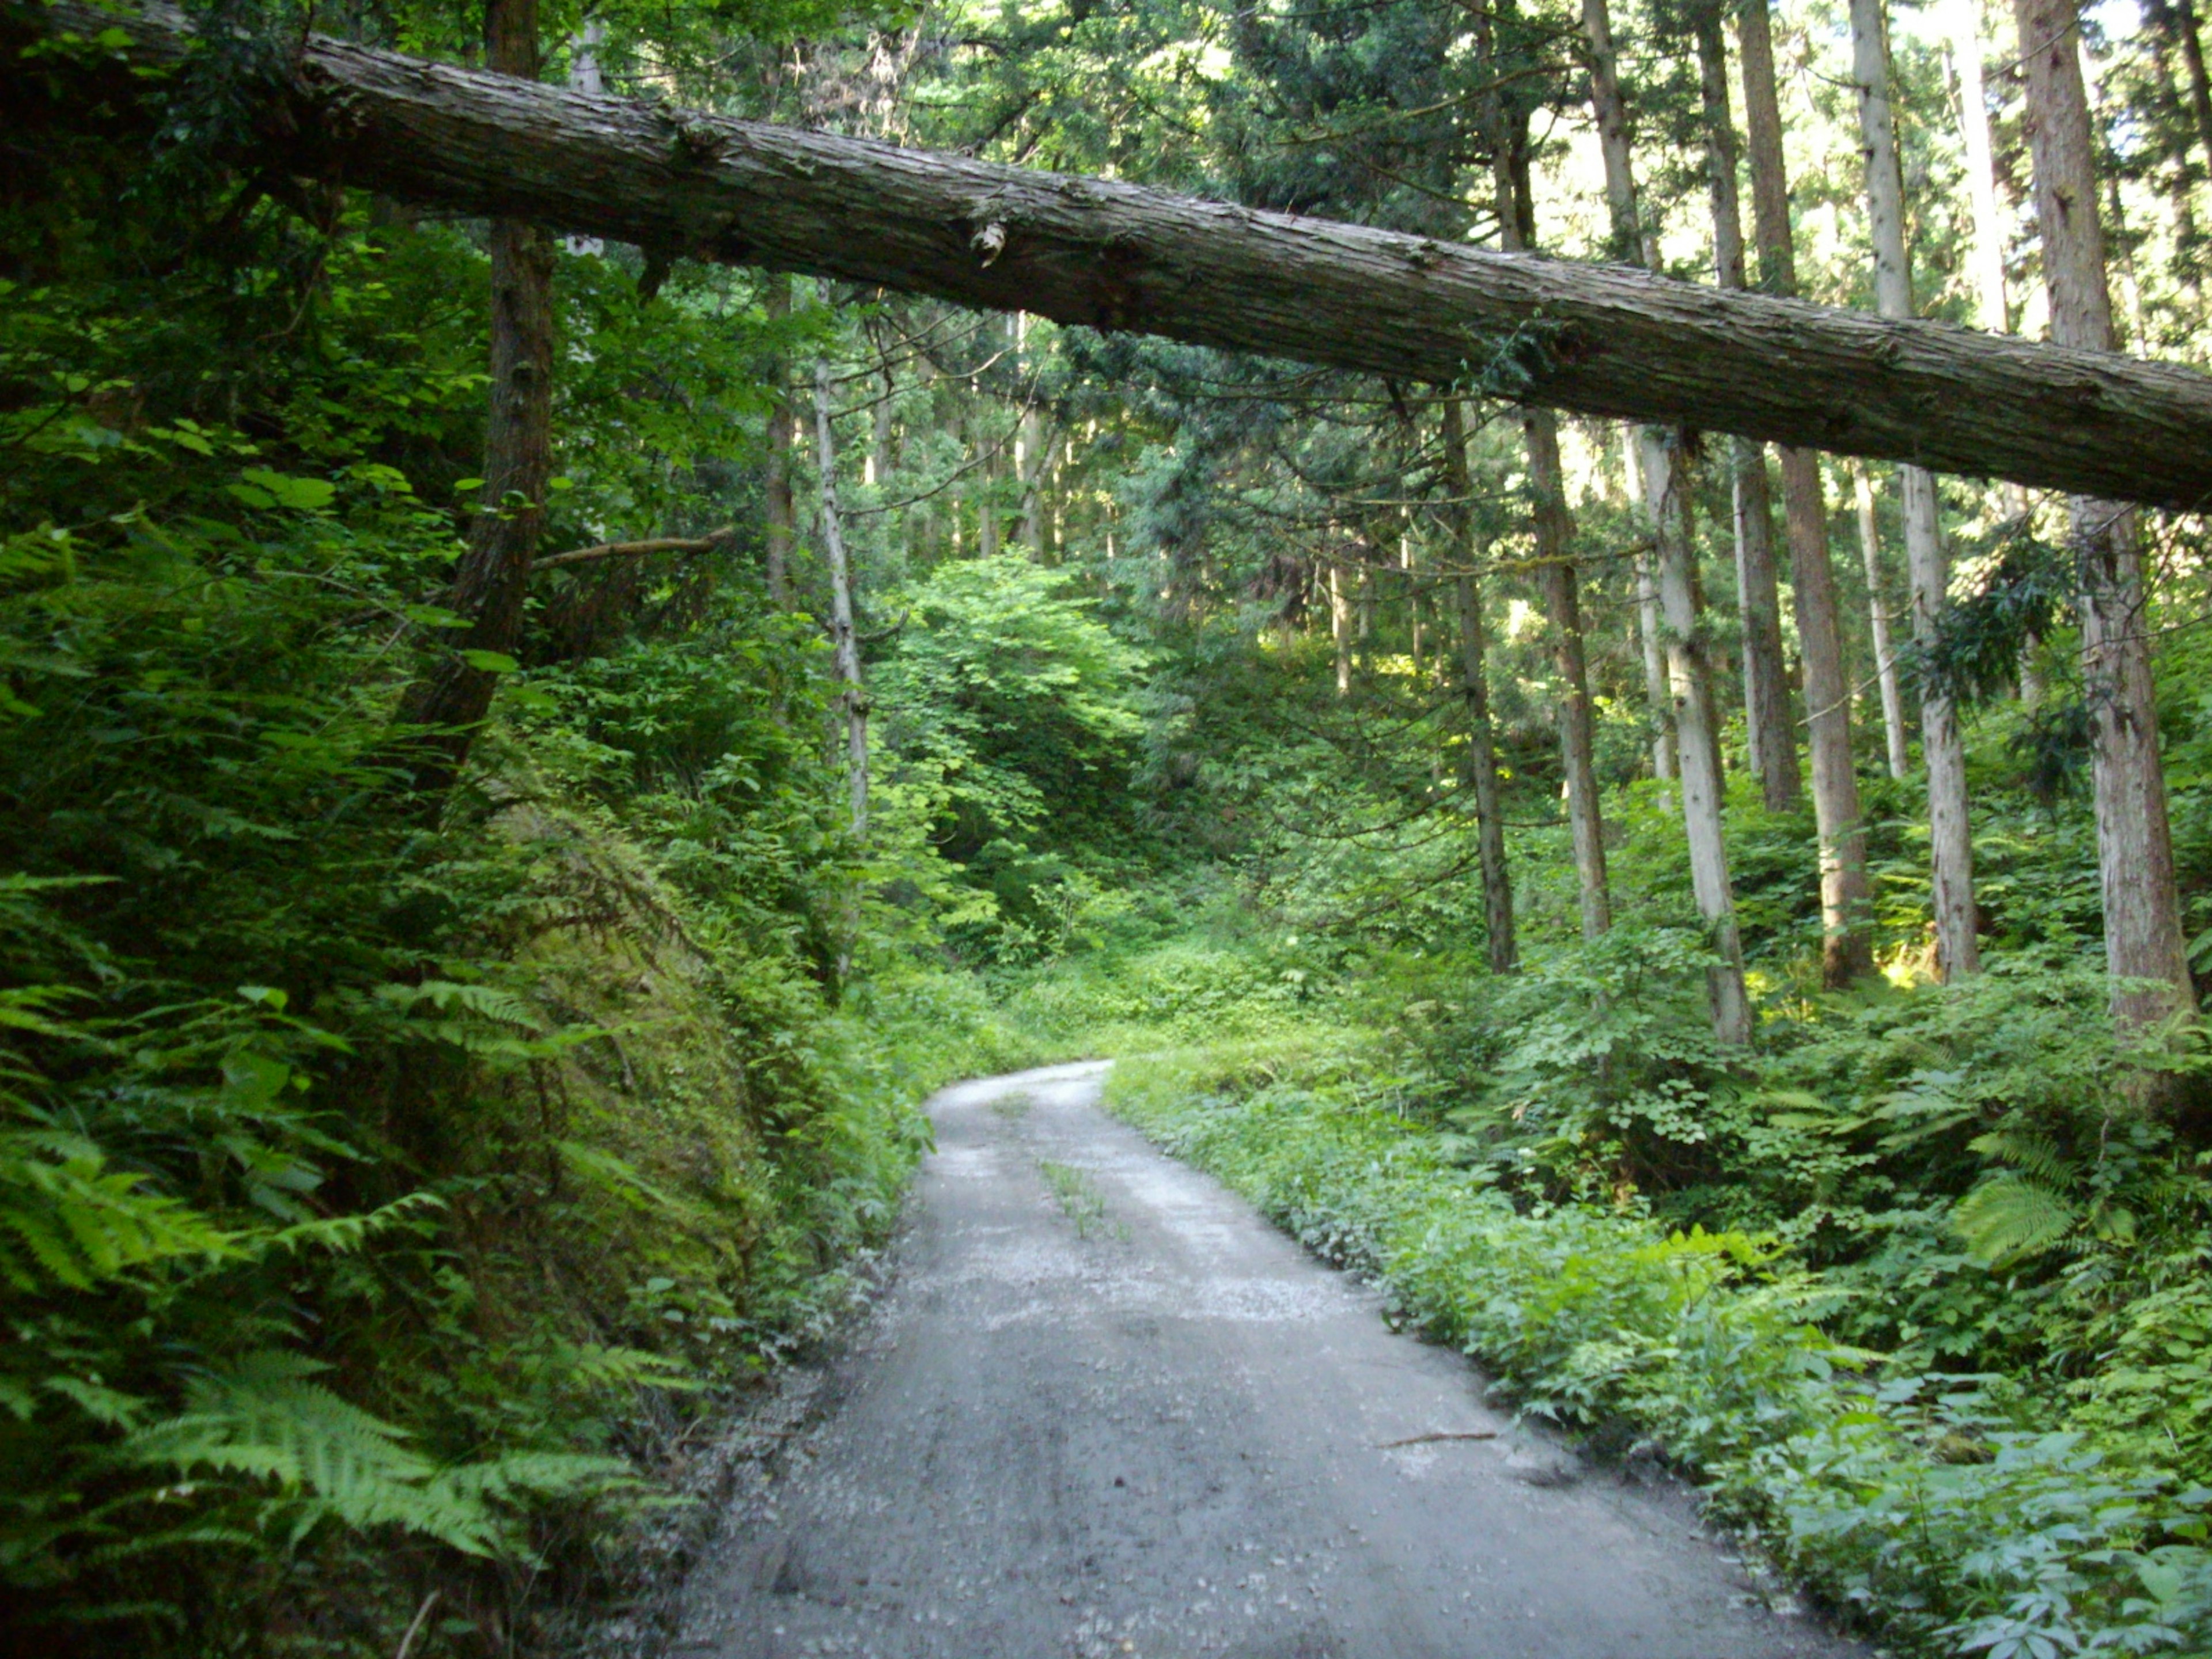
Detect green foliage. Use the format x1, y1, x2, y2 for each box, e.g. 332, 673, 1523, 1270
0, 128, 945, 1656
1106, 1038, 2212, 1658
873, 555, 1150, 960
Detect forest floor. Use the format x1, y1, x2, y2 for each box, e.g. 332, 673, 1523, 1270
666, 1062, 1864, 1659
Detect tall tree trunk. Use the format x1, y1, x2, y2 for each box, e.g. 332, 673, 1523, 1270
2014, 0, 2195, 1029
978, 444, 1003, 560
2142, 2, 2205, 282
1647, 429, 1755, 1043
1586, 0, 1748, 1038
1855, 0, 1982, 980
392, 0, 551, 798
867, 365, 893, 490
1529, 412, 1612, 940
814, 362, 869, 839
1487, 93, 1612, 938
1854, 464, 1912, 779
1444, 401, 1517, 975
1620, 426, 1678, 785
1330, 562, 1353, 695
1946, 0, 2013, 333
1695, 1, 1797, 810
763, 272, 796, 607
2172, 0, 2212, 194
1404, 529, 1425, 675
1014, 312, 1048, 557
1740, 0, 1876, 985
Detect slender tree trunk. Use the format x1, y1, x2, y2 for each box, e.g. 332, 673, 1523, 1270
1853, 464, 1912, 779
1404, 530, 1425, 675
1013, 429, 1057, 562
814, 362, 868, 839
763, 272, 796, 607
2174, 0, 2212, 191
1484, 94, 1612, 938
1855, 0, 1982, 980
1330, 562, 1353, 695
1529, 412, 1612, 940
867, 365, 893, 490
1620, 426, 1678, 784
1695, 2, 1797, 810
1014, 312, 1048, 557
392, 0, 551, 798
2142, 3, 2205, 283
1583, 0, 1677, 789
978, 445, 1002, 560
1947, 0, 2013, 333
1444, 400, 1517, 975
1586, 0, 1748, 1038
2014, 0, 2195, 1029
1739, 0, 1875, 984
1647, 429, 1755, 1043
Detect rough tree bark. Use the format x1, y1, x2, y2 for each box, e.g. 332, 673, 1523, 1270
1855, 0, 1981, 980
390, 0, 552, 799
763, 272, 796, 608
1585, 0, 1750, 1041
1739, 0, 1877, 987
2014, 0, 2196, 1029
1853, 464, 1913, 779
19, 1, 2212, 504
1695, 0, 1797, 812
1443, 399, 1517, 975
814, 362, 869, 838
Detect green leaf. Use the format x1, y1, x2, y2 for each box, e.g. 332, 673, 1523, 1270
461, 650, 519, 675
237, 468, 336, 512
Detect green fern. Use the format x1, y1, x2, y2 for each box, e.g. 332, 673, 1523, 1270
0, 1128, 238, 1292
123, 1352, 639, 1558
1954, 1172, 2082, 1267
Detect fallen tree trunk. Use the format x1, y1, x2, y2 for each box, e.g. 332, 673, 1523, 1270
15, 1, 2212, 507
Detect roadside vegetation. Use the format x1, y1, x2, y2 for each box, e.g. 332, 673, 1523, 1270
12, 0, 2212, 1654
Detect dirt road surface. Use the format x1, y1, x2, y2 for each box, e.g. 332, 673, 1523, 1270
673, 1062, 1865, 1659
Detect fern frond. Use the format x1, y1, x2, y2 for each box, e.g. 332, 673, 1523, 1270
1954, 1173, 2081, 1266
117, 1353, 636, 1560
377, 980, 544, 1032
1965, 1129, 2079, 1189
0, 1134, 236, 1291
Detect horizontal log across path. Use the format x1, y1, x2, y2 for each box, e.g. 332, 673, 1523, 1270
16, 0, 2212, 509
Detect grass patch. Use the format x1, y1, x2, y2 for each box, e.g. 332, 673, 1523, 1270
1038, 1159, 1120, 1241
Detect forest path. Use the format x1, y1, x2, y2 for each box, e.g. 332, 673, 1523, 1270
673, 1062, 1865, 1659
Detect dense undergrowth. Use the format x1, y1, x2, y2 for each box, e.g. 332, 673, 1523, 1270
962, 915, 2212, 1658
0, 138, 1021, 1653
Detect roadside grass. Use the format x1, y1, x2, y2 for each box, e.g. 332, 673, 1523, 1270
1103, 1034, 2212, 1659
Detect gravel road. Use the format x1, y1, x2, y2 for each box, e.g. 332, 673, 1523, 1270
673, 1062, 1866, 1659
